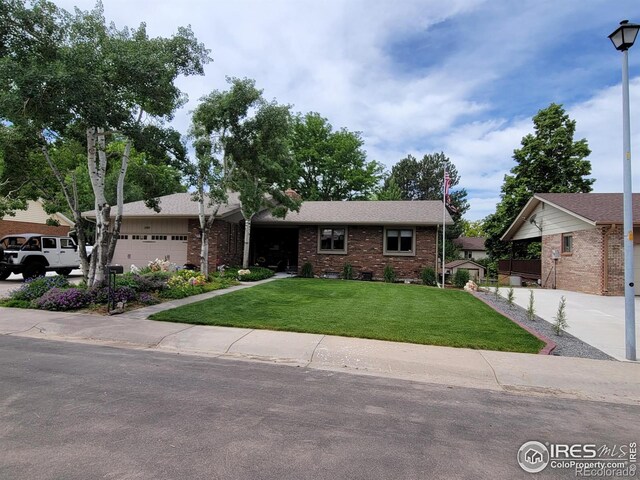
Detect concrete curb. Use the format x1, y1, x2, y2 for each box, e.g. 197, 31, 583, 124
1, 306, 639, 406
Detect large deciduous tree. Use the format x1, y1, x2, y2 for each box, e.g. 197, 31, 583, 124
484, 103, 593, 259
292, 112, 383, 200
191, 78, 300, 269
0, 0, 210, 285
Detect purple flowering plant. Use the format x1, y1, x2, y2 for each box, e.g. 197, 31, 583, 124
35, 288, 91, 311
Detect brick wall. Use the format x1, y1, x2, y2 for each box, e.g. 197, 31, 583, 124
605, 225, 624, 295
0, 220, 71, 238
186, 219, 243, 271
541, 228, 604, 295
540, 226, 635, 296
297, 225, 437, 280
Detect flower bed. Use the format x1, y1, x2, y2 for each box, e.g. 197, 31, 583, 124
0, 259, 239, 313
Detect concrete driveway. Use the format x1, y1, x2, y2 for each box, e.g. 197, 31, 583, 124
0, 269, 83, 298
501, 287, 640, 361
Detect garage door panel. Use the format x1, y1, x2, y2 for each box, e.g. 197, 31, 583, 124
112, 238, 188, 272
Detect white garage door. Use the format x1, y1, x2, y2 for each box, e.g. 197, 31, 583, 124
112, 234, 188, 272
634, 244, 640, 295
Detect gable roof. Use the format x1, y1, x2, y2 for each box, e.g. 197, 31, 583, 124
501, 193, 640, 241
2, 199, 75, 227
253, 200, 453, 226
535, 193, 640, 224
82, 192, 242, 219
445, 259, 486, 269
452, 236, 486, 251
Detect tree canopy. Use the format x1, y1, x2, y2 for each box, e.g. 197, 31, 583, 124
0, 0, 210, 284
292, 112, 383, 200
484, 103, 593, 259
193, 77, 300, 268
387, 152, 469, 238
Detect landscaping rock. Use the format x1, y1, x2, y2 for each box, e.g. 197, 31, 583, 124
474, 290, 615, 361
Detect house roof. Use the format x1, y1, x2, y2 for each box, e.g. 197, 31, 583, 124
535, 193, 640, 224
252, 200, 454, 226
82, 192, 454, 226
445, 259, 486, 269
501, 193, 640, 241
452, 236, 486, 251
2, 199, 75, 227
82, 192, 242, 219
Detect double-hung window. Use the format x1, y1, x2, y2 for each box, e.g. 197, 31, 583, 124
384, 228, 415, 255
318, 227, 346, 253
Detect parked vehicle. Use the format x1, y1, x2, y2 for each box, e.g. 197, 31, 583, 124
0, 234, 91, 280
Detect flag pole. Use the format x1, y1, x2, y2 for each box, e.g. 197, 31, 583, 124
442, 169, 446, 288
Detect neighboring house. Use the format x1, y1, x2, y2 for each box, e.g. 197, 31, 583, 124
444, 259, 486, 282
83, 193, 453, 280
501, 193, 640, 296
0, 199, 74, 238
453, 236, 487, 260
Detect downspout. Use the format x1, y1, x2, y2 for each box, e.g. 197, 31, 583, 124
603, 224, 615, 294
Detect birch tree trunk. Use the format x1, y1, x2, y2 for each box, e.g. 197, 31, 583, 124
87, 127, 110, 286
242, 215, 252, 268
199, 202, 218, 277
106, 139, 131, 264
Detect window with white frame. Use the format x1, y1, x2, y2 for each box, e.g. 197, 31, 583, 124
384, 228, 415, 255
318, 227, 346, 253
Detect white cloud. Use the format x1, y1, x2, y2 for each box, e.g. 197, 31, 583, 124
50, 0, 640, 223
570, 78, 640, 194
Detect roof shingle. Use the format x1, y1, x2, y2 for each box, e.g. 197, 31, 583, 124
253, 200, 453, 226
536, 193, 640, 224
452, 237, 486, 251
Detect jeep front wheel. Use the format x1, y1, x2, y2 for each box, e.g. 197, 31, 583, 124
23, 262, 45, 280
0, 269, 11, 281
55, 268, 73, 276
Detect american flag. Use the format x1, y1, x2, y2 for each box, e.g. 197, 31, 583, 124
444, 171, 458, 212
444, 171, 451, 206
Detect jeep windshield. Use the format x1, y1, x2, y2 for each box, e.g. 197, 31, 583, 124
0, 236, 40, 251
1, 236, 28, 250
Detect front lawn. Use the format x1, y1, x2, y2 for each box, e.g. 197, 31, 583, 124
150, 278, 545, 353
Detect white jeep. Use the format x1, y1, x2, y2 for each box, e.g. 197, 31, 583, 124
0, 234, 90, 280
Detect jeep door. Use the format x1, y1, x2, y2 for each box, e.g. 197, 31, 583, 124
59, 238, 80, 266
41, 237, 60, 266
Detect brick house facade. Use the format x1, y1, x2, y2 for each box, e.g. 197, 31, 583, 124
186, 219, 243, 269
1, 200, 73, 238
297, 225, 437, 279
90, 193, 451, 276
0, 220, 70, 238
503, 193, 640, 296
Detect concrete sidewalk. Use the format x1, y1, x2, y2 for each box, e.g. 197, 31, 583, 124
498, 287, 640, 361
1, 305, 638, 406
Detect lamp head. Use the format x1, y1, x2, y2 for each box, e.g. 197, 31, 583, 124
609, 20, 640, 51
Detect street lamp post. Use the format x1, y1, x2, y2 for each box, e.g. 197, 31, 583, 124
609, 20, 640, 361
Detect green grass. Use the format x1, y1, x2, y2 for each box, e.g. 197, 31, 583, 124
150, 278, 545, 353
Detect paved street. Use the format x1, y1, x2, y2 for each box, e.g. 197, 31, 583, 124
1, 336, 638, 480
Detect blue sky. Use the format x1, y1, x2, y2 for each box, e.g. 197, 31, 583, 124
54, 0, 640, 220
